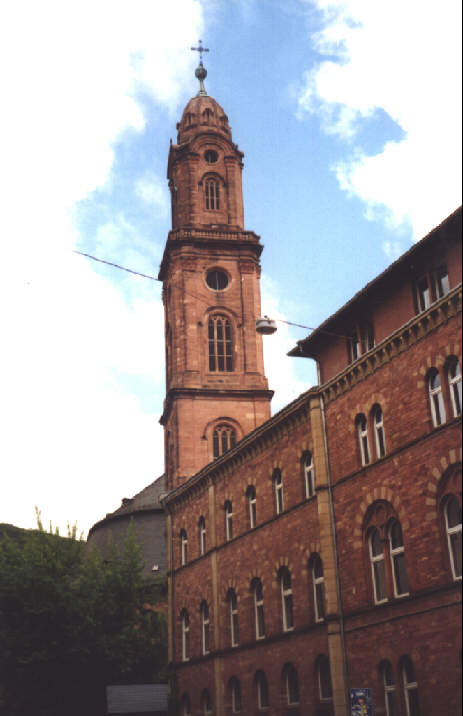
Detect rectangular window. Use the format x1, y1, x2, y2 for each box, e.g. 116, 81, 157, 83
433, 265, 450, 298
415, 276, 431, 312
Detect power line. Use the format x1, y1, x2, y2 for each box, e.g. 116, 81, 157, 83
73, 250, 160, 282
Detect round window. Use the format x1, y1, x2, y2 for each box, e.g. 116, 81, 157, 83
204, 149, 218, 164
206, 269, 229, 291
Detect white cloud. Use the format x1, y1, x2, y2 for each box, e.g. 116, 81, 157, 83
0, 0, 204, 534
134, 173, 170, 215
299, 0, 462, 239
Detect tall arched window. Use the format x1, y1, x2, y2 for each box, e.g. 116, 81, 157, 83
428, 369, 446, 426
448, 358, 462, 417
208, 315, 232, 372
224, 501, 233, 541
273, 469, 284, 514
181, 609, 190, 661
228, 677, 242, 714
373, 405, 386, 458
180, 529, 188, 566
317, 655, 333, 701
444, 496, 462, 579
252, 578, 265, 639
282, 663, 299, 705
227, 588, 239, 646
401, 657, 420, 716
311, 554, 326, 622
246, 485, 257, 528
213, 424, 236, 458
254, 671, 269, 710
201, 689, 212, 716
356, 413, 370, 465
381, 661, 397, 716
389, 520, 409, 597
369, 528, 387, 603
201, 601, 210, 654
302, 451, 315, 498
181, 694, 191, 716
279, 567, 294, 631
205, 178, 220, 210
199, 517, 206, 556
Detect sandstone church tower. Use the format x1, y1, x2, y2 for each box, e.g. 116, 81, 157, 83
159, 54, 273, 491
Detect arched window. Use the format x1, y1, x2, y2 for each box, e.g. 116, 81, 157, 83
228, 677, 242, 713
201, 689, 213, 716
444, 496, 462, 579
254, 671, 269, 710
180, 529, 188, 566
227, 588, 239, 647
181, 609, 190, 661
279, 567, 294, 631
252, 578, 265, 639
205, 178, 220, 210
373, 405, 386, 458
208, 315, 232, 372
201, 601, 210, 654
282, 663, 299, 705
273, 469, 284, 514
213, 424, 236, 458
381, 661, 397, 716
428, 369, 446, 426
448, 358, 462, 417
369, 528, 387, 604
181, 694, 191, 716
302, 451, 315, 498
246, 485, 257, 528
401, 657, 420, 716
317, 655, 333, 701
224, 501, 233, 541
356, 413, 370, 465
312, 555, 326, 622
389, 520, 409, 597
199, 517, 206, 556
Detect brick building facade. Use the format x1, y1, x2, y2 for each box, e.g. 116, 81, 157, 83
161, 63, 462, 716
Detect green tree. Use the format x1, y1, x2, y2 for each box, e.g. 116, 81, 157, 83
0, 517, 167, 716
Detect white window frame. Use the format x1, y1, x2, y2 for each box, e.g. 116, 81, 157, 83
247, 486, 257, 528
303, 452, 315, 498
389, 521, 409, 598
374, 406, 386, 458
357, 414, 370, 466
225, 501, 233, 541
402, 661, 420, 716
448, 359, 462, 417
312, 556, 325, 622
416, 275, 430, 312
274, 470, 284, 514
382, 662, 397, 716
180, 529, 188, 566
253, 580, 265, 640
228, 589, 239, 647
201, 601, 210, 655
181, 611, 189, 662
429, 370, 446, 426
433, 265, 450, 298
445, 496, 462, 580
256, 672, 269, 710
280, 569, 294, 632
369, 529, 387, 604
199, 517, 206, 556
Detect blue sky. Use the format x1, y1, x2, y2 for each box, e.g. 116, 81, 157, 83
1, 0, 461, 535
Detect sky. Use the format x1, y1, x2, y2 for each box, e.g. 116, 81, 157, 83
0, 0, 461, 536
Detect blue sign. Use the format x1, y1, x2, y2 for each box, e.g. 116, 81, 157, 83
350, 688, 372, 716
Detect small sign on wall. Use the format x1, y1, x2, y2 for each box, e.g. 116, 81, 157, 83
350, 688, 372, 716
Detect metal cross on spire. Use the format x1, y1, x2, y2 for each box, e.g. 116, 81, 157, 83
191, 40, 209, 96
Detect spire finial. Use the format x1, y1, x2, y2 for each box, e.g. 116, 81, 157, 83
191, 40, 209, 96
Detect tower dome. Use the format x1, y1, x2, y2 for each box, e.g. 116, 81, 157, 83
176, 94, 231, 144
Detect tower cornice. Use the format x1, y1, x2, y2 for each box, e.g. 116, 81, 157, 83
160, 387, 274, 426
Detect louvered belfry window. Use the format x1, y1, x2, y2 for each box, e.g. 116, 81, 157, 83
205, 178, 220, 210
208, 315, 232, 372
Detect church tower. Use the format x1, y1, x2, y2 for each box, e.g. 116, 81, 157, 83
159, 54, 273, 491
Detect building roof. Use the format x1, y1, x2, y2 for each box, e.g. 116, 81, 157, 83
106, 684, 168, 714
288, 206, 462, 358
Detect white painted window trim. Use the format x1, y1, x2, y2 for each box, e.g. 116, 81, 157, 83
389, 522, 409, 598
445, 497, 462, 581
448, 359, 462, 417
357, 414, 370, 466
229, 590, 239, 647
402, 662, 419, 716
225, 501, 233, 541
429, 370, 446, 427
280, 569, 294, 632
201, 602, 210, 655
374, 406, 386, 458
181, 611, 189, 662
274, 470, 284, 514
369, 530, 388, 604
253, 581, 265, 640
312, 558, 325, 622
303, 452, 315, 498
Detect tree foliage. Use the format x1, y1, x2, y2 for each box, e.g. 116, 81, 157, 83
0, 517, 167, 716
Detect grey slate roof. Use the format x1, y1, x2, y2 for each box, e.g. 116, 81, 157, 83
106, 684, 168, 714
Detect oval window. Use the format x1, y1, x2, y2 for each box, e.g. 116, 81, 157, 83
205, 150, 218, 164
206, 269, 228, 291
